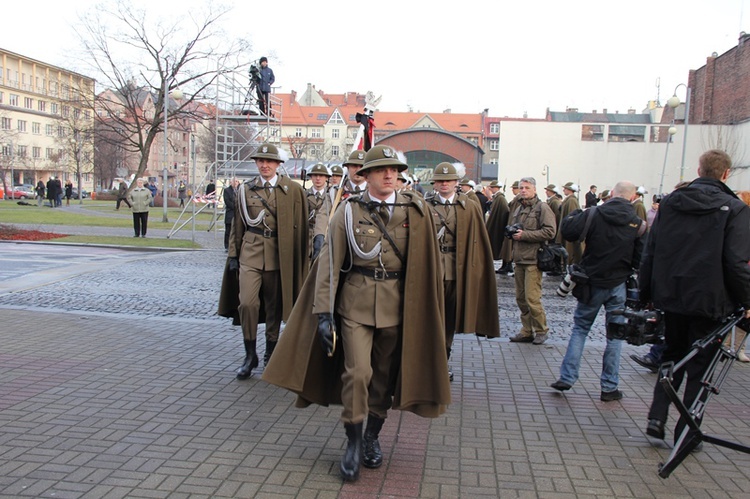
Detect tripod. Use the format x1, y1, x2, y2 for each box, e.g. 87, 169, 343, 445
656, 311, 750, 478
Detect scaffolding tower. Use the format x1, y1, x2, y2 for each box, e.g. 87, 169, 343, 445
168, 65, 282, 239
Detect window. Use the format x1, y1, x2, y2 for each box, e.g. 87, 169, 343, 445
311, 128, 321, 139
489, 123, 499, 134
295, 128, 302, 138
24, 97, 33, 109
17, 145, 27, 157
330, 110, 345, 125
46, 124, 54, 136
2, 144, 11, 157
581, 124, 604, 141
84, 110, 91, 120
74, 108, 81, 119
332, 129, 340, 139
51, 103, 59, 114
1, 117, 10, 130
58, 125, 66, 137
32, 146, 41, 159
18, 120, 27, 132
62, 105, 70, 118
38, 100, 46, 112
32, 122, 41, 134
294, 145, 303, 156
490, 158, 498, 165
46, 147, 54, 159
0, 91, 3, 104
489, 140, 499, 151
317, 113, 328, 120
608, 125, 645, 143
331, 145, 339, 157
10, 94, 19, 106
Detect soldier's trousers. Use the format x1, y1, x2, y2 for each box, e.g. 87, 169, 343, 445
340, 317, 401, 424
514, 263, 549, 335
237, 268, 282, 343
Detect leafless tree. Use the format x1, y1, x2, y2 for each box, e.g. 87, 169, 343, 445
76, 0, 250, 216
53, 100, 96, 204
0, 110, 19, 195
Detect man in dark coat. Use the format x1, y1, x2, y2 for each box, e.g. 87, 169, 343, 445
46, 177, 56, 208
263, 145, 449, 483
116, 180, 131, 210
218, 143, 309, 379
485, 180, 510, 263
585, 185, 599, 208
557, 181, 582, 264
552, 181, 646, 401
427, 163, 500, 381
640, 149, 750, 445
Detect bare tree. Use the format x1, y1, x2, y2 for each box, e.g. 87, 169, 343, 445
77, 0, 250, 217
0, 111, 19, 195
54, 100, 96, 204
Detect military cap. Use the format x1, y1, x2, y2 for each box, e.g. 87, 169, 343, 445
489, 180, 503, 188
359, 145, 408, 174
430, 162, 461, 182
343, 150, 366, 167
398, 171, 411, 183
308, 163, 331, 177
329, 164, 345, 176
563, 181, 579, 192
511, 180, 520, 189
544, 184, 557, 192
637, 186, 648, 195
459, 177, 472, 186
600, 189, 611, 200
251, 143, 283, 162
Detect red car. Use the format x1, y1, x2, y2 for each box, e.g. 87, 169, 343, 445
3, 186, 34, 199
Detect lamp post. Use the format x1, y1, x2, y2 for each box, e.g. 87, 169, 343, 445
667, 83, 690, 182
162, 60, 183, 223
191, 134, 196, 244
541, 164, 550, 187
658, 124, 678, 194
69, 137, 84, 205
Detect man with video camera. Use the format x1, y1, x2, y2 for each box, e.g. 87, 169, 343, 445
640, 149, 750, 444
550, 181, 646, 401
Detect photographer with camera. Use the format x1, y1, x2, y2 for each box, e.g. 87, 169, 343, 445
641, 149, 750, 444
550, 181, 646, 401
256, 56, 275, 115
507, 177, 557, 345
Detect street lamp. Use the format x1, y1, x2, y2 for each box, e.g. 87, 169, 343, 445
667, 83, 691, 182
541, 164, 550, 187
162, 62, 183, 223
658, 124, 678, 194
69, 137, 84, 205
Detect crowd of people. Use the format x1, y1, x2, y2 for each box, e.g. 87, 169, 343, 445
217, 144, 750, 483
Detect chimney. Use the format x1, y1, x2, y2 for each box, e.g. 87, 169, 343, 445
592, 109, 597, 114
602, 108, 608, 114
627, 108, 636, 114
740, 31, 749, 47
443, 108, 451, 114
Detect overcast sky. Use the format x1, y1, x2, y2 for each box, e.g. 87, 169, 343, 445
2, 0, 748, 118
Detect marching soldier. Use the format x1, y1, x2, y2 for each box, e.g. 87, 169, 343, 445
341, 150, 367, 199
427, 163, 500, 381
305, 163, 331, 260
544, 183, 562, 229
328, 164, 345, 204
263, 145, 450, 483
557, 181, 582, 264
218, 143, 309, 378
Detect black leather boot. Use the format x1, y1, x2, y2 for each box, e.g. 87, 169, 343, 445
340, 422, 363, 482
363, 415, 385, 469
264, 340, 277, 366
236, 339, 258, 380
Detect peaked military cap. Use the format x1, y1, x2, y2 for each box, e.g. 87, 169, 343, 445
489, 180, 503, 188
459, 177, 472, 186
251, 143, 283, 162
511, 180, 520, 189
308, 163, 331, 177
329, 164, 345, 176
359, 145, 408, 174
431, 162, 461, 182
343, 150, 366, 167
563, 181, 579, 192
544, 184, 557, 191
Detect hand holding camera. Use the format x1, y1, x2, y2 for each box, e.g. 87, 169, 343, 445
504, 223, 523, 240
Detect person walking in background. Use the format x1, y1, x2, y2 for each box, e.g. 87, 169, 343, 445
46, 177, 56, 208
64, 180, 73, 206
116, 180, 132, 210
35, 180, 45, 207
146, 180, 158, 207
178, 181, 187, 208
128, 178, 153, 238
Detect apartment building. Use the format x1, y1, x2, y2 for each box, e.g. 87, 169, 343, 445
0, 48, 95, 190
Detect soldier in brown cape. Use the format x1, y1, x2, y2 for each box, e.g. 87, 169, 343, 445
427, 163, 500, 381
485, 179, 510, 263
544, 184, 562, 228
305, 163, 331, 260
341, 149, 367, 198
633, 186, 648, 221
217, 143, 309, 379
557, 181, 582, 264
458, 178, 481, 209
263, 145, 449, 483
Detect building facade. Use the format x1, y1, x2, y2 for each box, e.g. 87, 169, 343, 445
0, 48, 95, 191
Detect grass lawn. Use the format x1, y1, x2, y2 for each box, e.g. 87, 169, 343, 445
56, 235, 201, 249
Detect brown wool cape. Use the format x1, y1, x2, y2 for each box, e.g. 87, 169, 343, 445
262, 191, 451, 418
217, 175, 309, 324
485, 192, 510, 260
453, 194, 500, 337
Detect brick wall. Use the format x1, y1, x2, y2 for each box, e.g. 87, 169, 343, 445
378, 130, 482, 179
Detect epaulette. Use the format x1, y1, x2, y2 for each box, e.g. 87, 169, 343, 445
400, 191, 425, 215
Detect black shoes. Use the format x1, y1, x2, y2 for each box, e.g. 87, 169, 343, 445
362, 415, 385, 469
264, 340, 277, 366
341, 422, 363, 482
236, 339, 259, 380
646, 419, 665, 440
600, 389, 623, 402
630, 354, 659, 373
550, 380, 572, 391
448, 366, 454, 382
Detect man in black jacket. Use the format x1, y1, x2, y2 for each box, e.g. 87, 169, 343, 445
640, 149, 750, 443
551, 181, 646, 401
223, 178, 239, 251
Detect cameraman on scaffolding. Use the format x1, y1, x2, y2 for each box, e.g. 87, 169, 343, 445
550, 181, 646, 401
257, 56, 275, 115
640, 149, 750, 445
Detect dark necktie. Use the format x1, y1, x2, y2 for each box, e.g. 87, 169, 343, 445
264, 181, 271, 197
378, 201, 390, 224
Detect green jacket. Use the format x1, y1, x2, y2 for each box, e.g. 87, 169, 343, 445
128, 188, 152, 213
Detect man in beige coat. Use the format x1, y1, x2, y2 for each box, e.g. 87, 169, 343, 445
128, 178, 152, 238
557, 181, 582, 264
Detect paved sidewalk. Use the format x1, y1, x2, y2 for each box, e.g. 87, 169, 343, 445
1, 246, 749, 497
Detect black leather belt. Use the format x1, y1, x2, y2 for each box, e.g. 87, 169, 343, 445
246, 226, 277, 238
440, 245, 457, 253
351, 265, 404, 281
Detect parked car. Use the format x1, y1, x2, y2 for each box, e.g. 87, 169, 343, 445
71, 188, 90, 199
3, 186, 33, 199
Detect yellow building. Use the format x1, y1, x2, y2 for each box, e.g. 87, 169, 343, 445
0, 48, 95, 191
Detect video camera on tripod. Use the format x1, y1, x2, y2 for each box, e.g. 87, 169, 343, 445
606, 306, 664, 346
